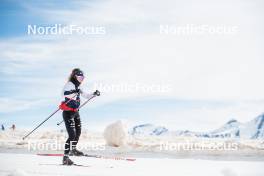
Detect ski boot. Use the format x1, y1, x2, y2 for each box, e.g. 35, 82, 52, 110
70, 148, 84, 156
62, 155, 74, 165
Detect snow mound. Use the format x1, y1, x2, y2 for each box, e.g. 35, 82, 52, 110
103, 120, 128, 147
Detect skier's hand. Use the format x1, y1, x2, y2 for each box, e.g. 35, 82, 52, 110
93, 90, 100, 96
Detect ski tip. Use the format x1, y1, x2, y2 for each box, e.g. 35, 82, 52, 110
37, 153, 64, 157
126, 158, 136, 161
72, 163, 91, 167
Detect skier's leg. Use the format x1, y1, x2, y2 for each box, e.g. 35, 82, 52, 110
74, 112, 82, 146
63, 111, 76, 155
71, 112, 84, 156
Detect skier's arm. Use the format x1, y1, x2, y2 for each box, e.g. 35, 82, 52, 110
63, 82, 78, 99
80, 89, 93, 99
80, 89, 100, 99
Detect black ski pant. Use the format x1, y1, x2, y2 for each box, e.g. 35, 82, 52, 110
63, 111, 81, 155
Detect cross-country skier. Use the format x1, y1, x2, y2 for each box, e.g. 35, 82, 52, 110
60, 68, 100, 165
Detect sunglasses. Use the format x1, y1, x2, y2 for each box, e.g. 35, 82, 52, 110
76, 75, 85, 81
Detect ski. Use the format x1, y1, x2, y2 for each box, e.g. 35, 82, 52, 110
39, 163, 91, 167
37, 153, 64, 157
72, 163, 91, 167
83, 154, 136, 162
37, 153, 136, 161
39, 163, 114, 168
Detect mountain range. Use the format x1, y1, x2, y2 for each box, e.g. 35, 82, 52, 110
130, 113, 264, 139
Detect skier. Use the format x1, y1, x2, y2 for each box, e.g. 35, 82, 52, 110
1, 124, 4, 131
60, 68, 100, 165
11, 124, 15, 131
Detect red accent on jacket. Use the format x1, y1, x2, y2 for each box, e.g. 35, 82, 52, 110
59, 102, 78, 112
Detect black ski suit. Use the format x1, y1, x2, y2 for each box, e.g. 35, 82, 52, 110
62, 78, 92, 155
63, 111, 81, 154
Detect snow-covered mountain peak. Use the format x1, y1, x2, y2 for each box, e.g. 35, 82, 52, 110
130, 124, 168, 136
247, 114, 264, 139
253, 114, 264, 127
226, 119, 239, 125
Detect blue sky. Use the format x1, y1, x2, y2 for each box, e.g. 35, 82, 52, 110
1, 0, 264, 132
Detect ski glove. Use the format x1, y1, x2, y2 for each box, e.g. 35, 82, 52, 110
93, 90, 100, 96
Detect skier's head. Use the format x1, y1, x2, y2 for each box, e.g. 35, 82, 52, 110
69, 68, 85, 85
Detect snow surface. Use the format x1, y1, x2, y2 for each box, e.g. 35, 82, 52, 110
0, 129, 264, 157
0, 128, 264, 176
0, 153, 263, 176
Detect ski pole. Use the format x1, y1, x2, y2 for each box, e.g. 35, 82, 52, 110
22, 108, 60, 140
22, 94, 77, 140
57, 94, 97, 126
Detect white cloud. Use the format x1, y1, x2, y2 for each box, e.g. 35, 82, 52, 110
0, 98, 47, 113
1, 0, 264, 129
